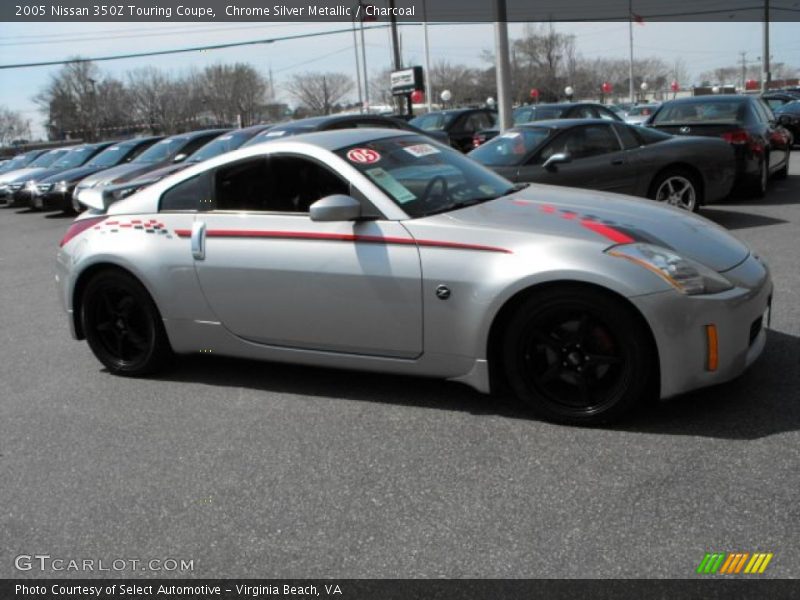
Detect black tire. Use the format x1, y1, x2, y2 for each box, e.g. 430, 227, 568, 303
752, 156, 769, 198
648, 167, 701, 212
502, 286, 655, 425
81, 269, 173, 376
774, 153, 789, 180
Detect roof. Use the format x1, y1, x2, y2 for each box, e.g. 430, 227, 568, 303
244, 127, 416, 151
664, 94, 749, 103
516, 118, 620, 130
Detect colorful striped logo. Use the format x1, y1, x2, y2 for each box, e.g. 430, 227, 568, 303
697, 552, 774, 574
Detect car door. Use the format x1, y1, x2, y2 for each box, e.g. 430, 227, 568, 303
182, 153, 423, 358
514, 124, 636, 194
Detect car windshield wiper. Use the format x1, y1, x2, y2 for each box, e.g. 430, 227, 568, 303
423, 196, 498, 216
498, 182, 530, 196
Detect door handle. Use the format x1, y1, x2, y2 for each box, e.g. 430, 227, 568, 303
191, 221, 206, 260
610, 158, 625, 165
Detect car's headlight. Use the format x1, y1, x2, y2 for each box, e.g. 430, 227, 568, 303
606, 243, 733, 295
56, 180, 69, 192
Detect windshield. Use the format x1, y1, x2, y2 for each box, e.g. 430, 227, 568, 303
87, 143, 136, 167
469, 128, 552, 166
189, 131, 252, 162
409, 112, 456, 131
133, 137, 186, 163
653, 100, 745, 124
29, 149, 70, 168
513, 106, 566, 124
52, 146, 99, 169
628, 105, 658, 116
336, 135, 515, 218
1, 154, 31, 171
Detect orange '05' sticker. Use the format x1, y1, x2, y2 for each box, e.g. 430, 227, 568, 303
347, 148, 381, 164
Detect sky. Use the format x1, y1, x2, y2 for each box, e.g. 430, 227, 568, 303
1, 20, 798, 138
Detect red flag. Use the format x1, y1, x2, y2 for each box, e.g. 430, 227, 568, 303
632, 12, 645, 25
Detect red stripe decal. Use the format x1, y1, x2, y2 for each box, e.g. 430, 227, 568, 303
580, 219, 634, 244
174, 229, 510, 253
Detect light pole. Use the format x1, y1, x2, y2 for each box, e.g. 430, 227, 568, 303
493, 0, 513, 131
564, 86, 574, 102
639, 81, 648, 102
440, 89, 452, 109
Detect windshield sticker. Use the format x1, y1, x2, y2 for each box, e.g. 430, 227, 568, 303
366, 167, 416, 204
499, 132, 521, 139
218, 135, 233, 140
403, 143, 440, 158
347, 148, 381, 164
264, 130, 285, 137
107, 146, 119, 151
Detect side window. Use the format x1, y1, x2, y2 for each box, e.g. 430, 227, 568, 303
463, 113, 483, 133
757, 99, 776, 122
214, 155, 350, 213
159, 172, 213, 211
537, 125, 620, 162
612, 123, 640, 149
575, 106, 596, 119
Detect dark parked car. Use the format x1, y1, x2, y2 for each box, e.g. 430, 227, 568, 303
10, 144, 112, 208
762, 91, 800, 112
242, 114, 450, 148
0, 148, 74, 204
409, 108, 497, 152
73, 129, 229, 200
97, 125, 277, 206
773, 101, 800, 145
471, 102, 621, 147
469, 119, 736, 212
644, 94, 791, 197
0, 149, 48, 176
32, 136, 163, 212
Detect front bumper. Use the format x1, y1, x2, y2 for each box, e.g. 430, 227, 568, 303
631, 253, 772, 400
32, 189, 72, 211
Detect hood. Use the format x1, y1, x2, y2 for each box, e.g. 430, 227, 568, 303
443, 184, 749, 272
0, 167, 47, 185
76, 161, 166, 188
15, 167, 65, 184
39, 164, 105, 185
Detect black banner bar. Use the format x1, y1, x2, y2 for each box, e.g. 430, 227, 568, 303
3, 580, 800, 600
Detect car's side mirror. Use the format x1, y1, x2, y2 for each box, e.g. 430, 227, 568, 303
173, 153, 188, 163
309, 194, 362, 222
542, 153, 572, 170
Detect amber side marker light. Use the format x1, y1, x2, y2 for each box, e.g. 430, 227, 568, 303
706, 324, 719, 371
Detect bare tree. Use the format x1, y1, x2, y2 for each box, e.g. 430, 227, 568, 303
285, 72, 353, 115
200, 63, 267, 126
0, 107, 31, 146
33, 59, 105, 140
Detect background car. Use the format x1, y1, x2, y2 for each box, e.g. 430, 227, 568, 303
409, 108, 497, 152
242, 114, 450, 147
57, 129, 771, 426
0, 149, 48, 178
31, 136, 164, 213
471, 102, 621, 147
624, 103, 661, 126
645, 94, 791, 197
469, 119, 735, 211
762, 91, 800, 112
96, 125, 277, 206
773, 101, 800, 145
17, 142, 115, 210
72, 129, 229, 200
2, 147, 76, 206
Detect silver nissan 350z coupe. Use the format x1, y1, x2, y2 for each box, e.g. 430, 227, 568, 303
56, 129, 772, 425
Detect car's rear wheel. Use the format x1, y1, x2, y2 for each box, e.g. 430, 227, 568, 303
649, 168, 700, 212
752, 157, 769, 197
502, 287, 654, 425
81, 270, 173, 376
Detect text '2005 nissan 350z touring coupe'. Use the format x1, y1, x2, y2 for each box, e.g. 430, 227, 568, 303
56, 129, 772, 425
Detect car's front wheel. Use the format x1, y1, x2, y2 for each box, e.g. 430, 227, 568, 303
81, 270, 173, 376
502, 287, 655, 425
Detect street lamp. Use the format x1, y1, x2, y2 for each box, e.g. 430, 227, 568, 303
711, 85, 721, 94
440, 89, 452, 108
564, 86, 574, 101
639, 81, 648, 102
486, 96, 496, 108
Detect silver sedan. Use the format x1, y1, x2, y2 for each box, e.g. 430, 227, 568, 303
56, 129, 772, 424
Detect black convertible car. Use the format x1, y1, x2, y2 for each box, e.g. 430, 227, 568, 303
469, 119, 736, 212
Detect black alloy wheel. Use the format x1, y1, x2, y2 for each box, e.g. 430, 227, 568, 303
82, 270, 173, 375
503, 287, 654, 424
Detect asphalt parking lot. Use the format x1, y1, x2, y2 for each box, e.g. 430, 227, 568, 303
1, 153, 798, 580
